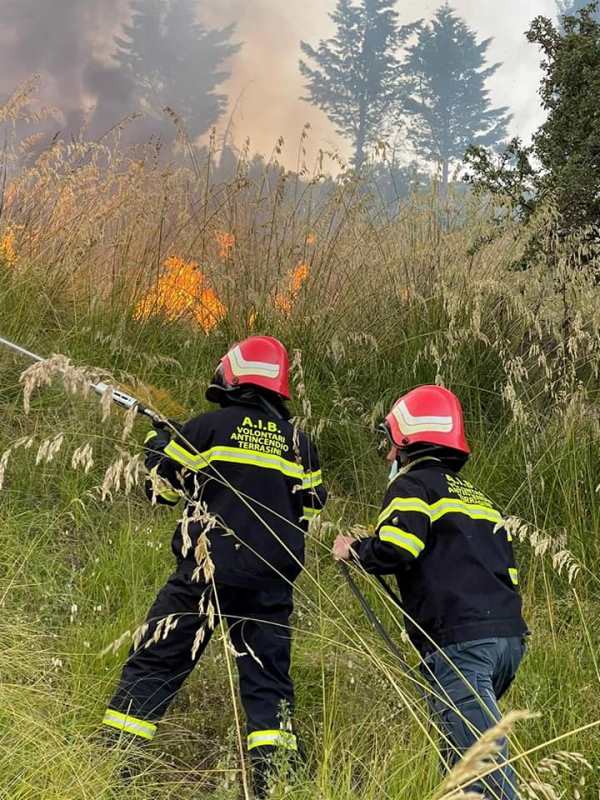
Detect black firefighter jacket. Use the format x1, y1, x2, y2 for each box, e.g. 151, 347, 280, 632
352, 459, 528, 654
144, 403, 327, 589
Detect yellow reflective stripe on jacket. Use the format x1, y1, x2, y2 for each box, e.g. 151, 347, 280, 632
302, 469, 323, 489
163, 440, 201, 470
302, 506, 322, 521
102, 709, 157, 740
164, 440, 308, 482
378, 496, 502, 527
377, 497, 432, 527
379, 526, 425, 558
429, 499, 503, 525
509, 568, 519, 585
247, 729, 298, 751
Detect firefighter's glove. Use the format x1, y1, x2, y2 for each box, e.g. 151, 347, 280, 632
144, 428, 171, 455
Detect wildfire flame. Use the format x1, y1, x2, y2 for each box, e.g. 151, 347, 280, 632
215, 230, 235, 259
0, 229, 17, 266
134, 255, 226, 333
274, 262, 310, 314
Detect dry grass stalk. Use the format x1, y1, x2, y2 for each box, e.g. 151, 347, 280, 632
19, 354, 91, 414
121, 403, 138, 442
503, 516, 582, 584
99, 452, 142, 501
35, 433, 64, 465
145, 613, 179, 648
71, 443, 94, 474
132, 622, 149, 651
100, 629, 132, 657
100, 385, 113, 422
0, 449, 12, 491
436, 710, 535, 799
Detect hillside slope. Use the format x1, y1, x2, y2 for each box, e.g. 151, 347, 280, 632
0, 133, 599, 799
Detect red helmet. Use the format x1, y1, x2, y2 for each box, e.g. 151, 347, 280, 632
384, 385, 470, 455
207, 336, 291, 402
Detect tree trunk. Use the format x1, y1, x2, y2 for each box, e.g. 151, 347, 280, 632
354, 100, 367, 168
441, 157, 449, 195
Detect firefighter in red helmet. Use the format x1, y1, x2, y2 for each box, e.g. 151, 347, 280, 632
334, 386, 528, 800
103, 336, 326, 797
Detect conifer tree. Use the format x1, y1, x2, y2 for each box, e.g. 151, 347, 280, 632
114, 0, 240, 139
556, 0, 600, 29
403, 4, 511, 188
299, 0, 417, 166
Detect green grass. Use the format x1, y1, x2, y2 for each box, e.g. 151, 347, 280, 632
0, 256, 600, 800
0, 137, 599, 797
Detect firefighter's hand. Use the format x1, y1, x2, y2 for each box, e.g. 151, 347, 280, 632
144, 428, 171, 454
332, 534, 356, 561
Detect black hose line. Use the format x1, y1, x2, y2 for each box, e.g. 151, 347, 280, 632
337, 562, 410, 670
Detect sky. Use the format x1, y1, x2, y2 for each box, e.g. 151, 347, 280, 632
201, 0, 557, 166
0, 0, 559, 169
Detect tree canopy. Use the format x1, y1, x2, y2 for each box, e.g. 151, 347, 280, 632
299, 0, 417, 166
114, 0, 240, 140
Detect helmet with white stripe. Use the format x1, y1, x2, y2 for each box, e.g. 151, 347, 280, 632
207, 336, 291, 403
384, 385, 470, 455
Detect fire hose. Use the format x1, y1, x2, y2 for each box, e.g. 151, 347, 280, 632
0, 334, 168, 429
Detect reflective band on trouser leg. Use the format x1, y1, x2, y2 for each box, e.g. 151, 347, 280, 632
509, 568, 519, 585
247, 730, 298, 751
379, 525, 425, 558
102, 709, 157, 741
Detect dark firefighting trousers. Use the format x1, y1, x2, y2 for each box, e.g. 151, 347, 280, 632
421, 637, 526, 800
103, 569, 297, 796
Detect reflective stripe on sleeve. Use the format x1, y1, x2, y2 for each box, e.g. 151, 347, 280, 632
302, 469, 323, 489
247, 729, 298, 751
163, 440, 201, 470
144, 430, 159, 444
379, 526, 425, 558
301, 506, 322, 521
509, 568, 519, 585
158, 488, 180, 503
102, 709, 157, 740
377, 497, 432, 527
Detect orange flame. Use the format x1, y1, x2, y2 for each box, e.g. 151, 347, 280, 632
215, 230, 235, 259
0, 229, 17, 266
134, 255, 226, 333
274, 262, 310, 315
3, 183, 17, 210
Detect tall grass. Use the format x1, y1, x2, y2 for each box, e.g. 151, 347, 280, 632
0, 88, 599, 799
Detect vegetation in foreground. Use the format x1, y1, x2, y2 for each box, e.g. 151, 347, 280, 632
0, 97, 599, 799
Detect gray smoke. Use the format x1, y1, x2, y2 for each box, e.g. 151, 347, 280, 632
1, 0, 134, 138
0, 0, 561, 162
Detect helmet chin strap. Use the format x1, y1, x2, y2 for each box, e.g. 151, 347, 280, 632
388, 455, 442, 484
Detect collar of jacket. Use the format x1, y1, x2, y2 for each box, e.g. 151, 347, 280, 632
221, 393, 291, 420
389, 455, 445, 485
